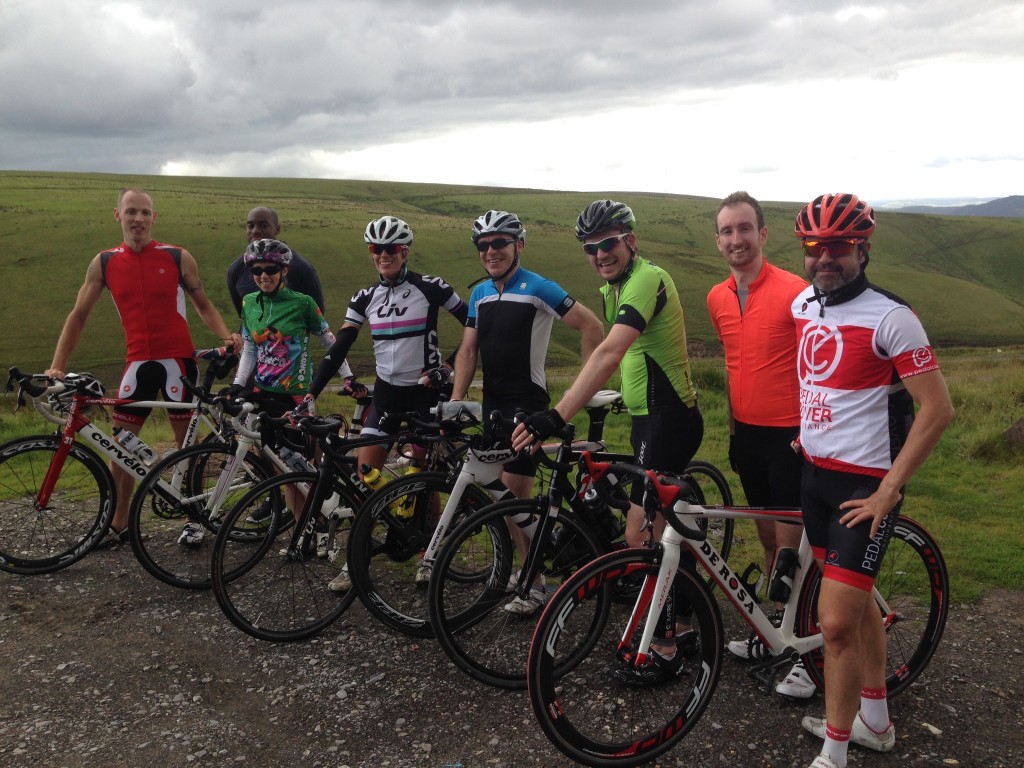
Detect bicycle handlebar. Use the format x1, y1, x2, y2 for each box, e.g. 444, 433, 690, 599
579, 452, 705, 540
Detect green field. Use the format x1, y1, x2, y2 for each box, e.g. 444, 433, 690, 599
3, 170, 1024, 381
2, 171, 1022, 600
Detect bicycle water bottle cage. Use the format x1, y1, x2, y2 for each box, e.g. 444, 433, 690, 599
738, 562, 765, 605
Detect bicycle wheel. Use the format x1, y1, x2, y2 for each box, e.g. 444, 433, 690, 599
528, 547, 724, 768
211, 471, 360, 642
347, 471, 494, 638
429, 499, 605, 689
684, 459, 734, 562
797, 515, 950, 698
0, 435, 113, 574
127, 441, 273, 589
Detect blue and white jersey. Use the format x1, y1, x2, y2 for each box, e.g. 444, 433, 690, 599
346, 271, 467, 386
467, 265, 576, 407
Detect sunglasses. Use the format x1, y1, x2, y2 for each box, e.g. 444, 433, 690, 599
369, 243, 406, 256
476, 237, 517, 253
801, 238, 862, 259
249, 264, 284, 276
582, 232, 630, 257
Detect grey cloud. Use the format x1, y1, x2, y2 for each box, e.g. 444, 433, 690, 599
0, 0, 1021, 176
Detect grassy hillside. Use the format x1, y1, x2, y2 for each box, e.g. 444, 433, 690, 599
3, 171, 1023, 381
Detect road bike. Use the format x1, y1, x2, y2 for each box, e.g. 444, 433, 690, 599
344, 391, 651, 639
209, 409, 471, 642
526, 455, 949, 767
427, 417, 733, 690
1, 350, 236, 575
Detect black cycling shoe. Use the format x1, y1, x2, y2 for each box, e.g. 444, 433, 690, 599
613, 649, 685, 688
676, 629, 701, 659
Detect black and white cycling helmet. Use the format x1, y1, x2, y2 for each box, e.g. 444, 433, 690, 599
364, 216, 414, 245
575, 200, 636, 241
243, 238, 293, 266
471, 210, 526, 245
48, 372, 105, 415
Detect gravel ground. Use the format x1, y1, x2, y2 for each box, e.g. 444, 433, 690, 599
1, 546, 1022, 768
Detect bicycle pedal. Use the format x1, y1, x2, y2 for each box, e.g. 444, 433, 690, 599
747, 650, 797, 693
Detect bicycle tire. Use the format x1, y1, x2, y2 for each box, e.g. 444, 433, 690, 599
528, 547, 724, 767
211, 471, 360, 642
0, 435, 114, 575
683, 459, 735, 562
796, 515, 950, 698
429, 498, 606, 689
346, 471, 494, 638
127, 441, 273, 589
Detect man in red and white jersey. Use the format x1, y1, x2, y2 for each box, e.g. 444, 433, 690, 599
47, 188, 242, 544
790, 193, 954, 768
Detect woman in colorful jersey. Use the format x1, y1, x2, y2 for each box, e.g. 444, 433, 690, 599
178, 239, 354, 546
308, 214, 467, 460
306, 217, 468, 588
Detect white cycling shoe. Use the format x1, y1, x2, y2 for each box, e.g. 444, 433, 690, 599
802, 712, 896, 752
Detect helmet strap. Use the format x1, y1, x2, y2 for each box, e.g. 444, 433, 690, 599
489, 241, 521, 285
605, 240, 638, 285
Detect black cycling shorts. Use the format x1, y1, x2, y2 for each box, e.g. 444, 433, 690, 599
801, 464, 901, 592
732, 421, 803, 508
362, 378, 441, 437
629, 405, 704, 504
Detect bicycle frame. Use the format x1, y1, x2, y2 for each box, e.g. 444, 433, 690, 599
617, 493, 909, 677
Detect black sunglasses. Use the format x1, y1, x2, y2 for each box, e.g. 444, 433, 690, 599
476, 237, 517, 253
249, 264, 284, 276
369, 243, 406, 256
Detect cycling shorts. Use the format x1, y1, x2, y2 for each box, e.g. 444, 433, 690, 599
629, 405, 704, 504
253, 389, 314, 459
483, 396, 549, 478
801, 464, 901, 592
732, 421, 803, 508
115, 358, 199, 425
361, 378, 441, 438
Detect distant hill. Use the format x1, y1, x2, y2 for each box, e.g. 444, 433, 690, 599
2, 171, 1024, 382
897, 195, 1024, 217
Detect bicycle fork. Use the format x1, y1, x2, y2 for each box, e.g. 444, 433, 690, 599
618, 527, 683, 667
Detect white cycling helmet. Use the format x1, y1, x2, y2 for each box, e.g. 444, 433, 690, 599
471, 210, 526, 245
364, 216, 413, 245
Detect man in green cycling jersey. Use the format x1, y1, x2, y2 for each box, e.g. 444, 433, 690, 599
513, 199, 704, 686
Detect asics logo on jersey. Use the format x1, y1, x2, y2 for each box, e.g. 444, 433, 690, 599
798, 325, 843, 384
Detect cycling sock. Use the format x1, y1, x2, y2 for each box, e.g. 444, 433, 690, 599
822, 723, 850, 768
859, 686, 890, 732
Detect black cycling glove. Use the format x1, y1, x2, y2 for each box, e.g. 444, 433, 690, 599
520, 408, 566, 443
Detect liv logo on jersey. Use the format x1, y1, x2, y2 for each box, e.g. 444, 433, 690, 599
798, 324, 843, 384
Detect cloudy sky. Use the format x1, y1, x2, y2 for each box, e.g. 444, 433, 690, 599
2, 0, 1021, 204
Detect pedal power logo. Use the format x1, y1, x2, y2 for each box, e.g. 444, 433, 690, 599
798, 324, 843, 384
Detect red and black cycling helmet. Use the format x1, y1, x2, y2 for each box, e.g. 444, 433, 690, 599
575, 200, 636, 242
243, 238, 293, 266
794, 193, 875, 240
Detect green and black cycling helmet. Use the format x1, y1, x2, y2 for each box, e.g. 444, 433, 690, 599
471, 210, 526, 245
575, 199, 636, 241
243, 238, 293, 266
794, 193, 875, 240
364, 215, 414, 245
